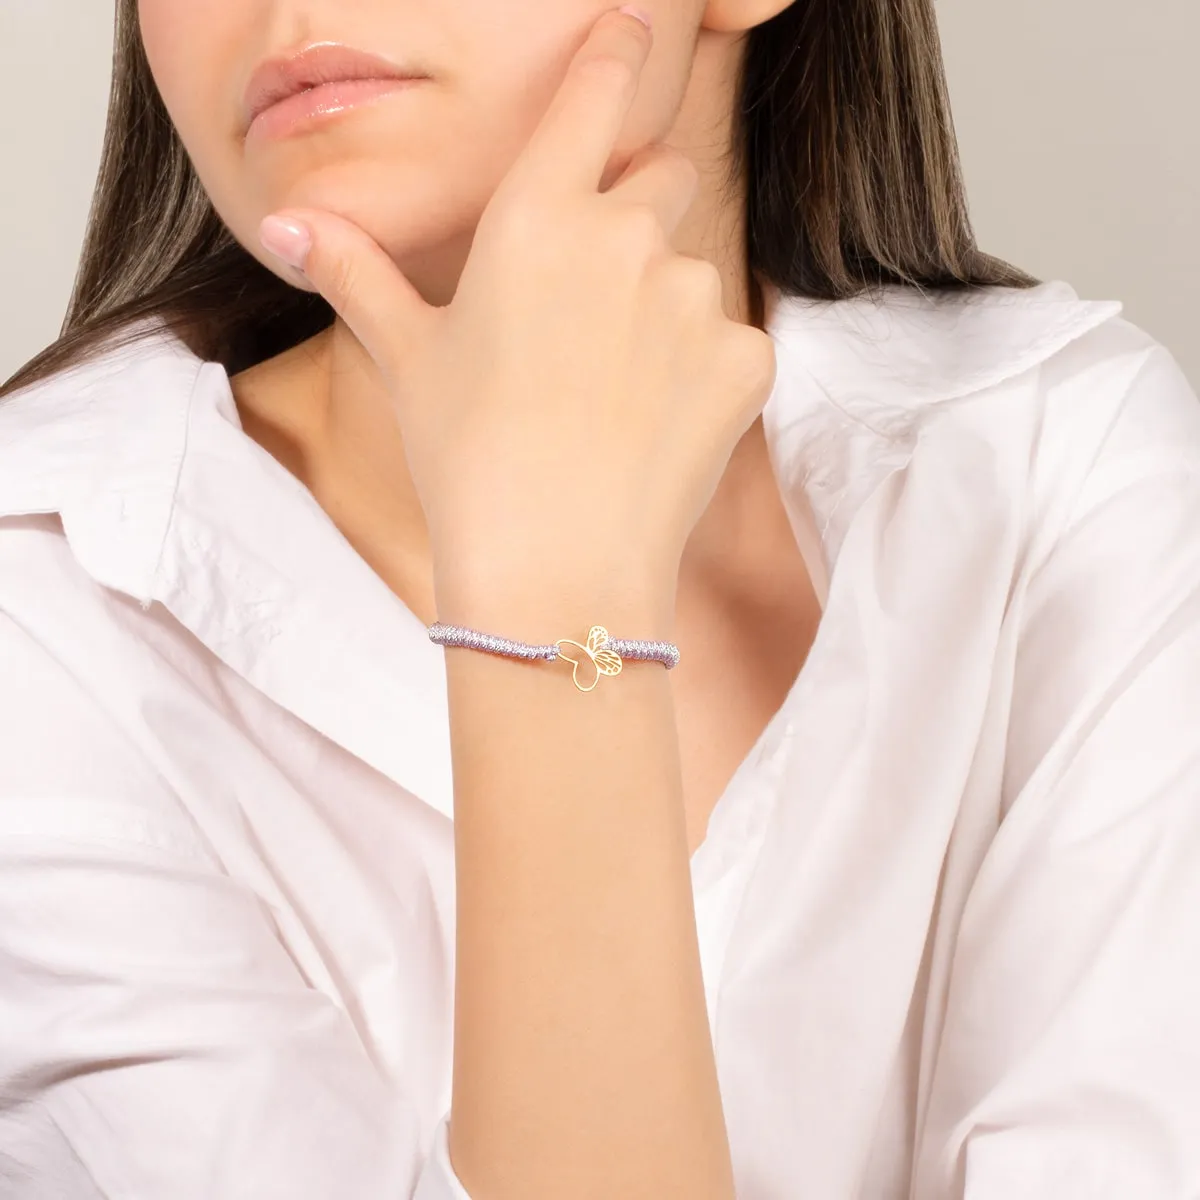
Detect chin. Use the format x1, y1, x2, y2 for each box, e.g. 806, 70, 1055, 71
269, 152, 487, 242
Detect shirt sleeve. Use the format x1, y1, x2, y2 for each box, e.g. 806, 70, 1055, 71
0, 610, 474, 1200
912, 342, 1200, 1198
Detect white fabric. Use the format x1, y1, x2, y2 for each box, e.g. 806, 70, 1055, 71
0, 280, 1198, 1198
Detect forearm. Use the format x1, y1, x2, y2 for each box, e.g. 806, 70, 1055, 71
438, 575, 735, 1200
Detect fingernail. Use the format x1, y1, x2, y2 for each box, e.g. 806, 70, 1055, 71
259, 215, 312, 271
618, 5, 653, 31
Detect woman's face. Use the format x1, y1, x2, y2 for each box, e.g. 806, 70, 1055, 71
139, 0, 710, 303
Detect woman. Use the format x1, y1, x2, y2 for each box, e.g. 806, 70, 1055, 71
1, 0, 1197, 1195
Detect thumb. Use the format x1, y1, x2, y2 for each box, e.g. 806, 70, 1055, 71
258, 210, 435, 382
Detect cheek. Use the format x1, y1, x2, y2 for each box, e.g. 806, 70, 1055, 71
138, 0, 250, 215
459, 0, 693, 171
139, 0, 694, 275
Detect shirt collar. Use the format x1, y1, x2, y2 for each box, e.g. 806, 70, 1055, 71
0, 281, 1122, 816
762, 278, 1121, 416
757, 278, 1121, 578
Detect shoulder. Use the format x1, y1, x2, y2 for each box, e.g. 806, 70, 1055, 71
0, 514, 214, 862
1017, 315, 1199, 575
882, 291, 1200, 559
764, 280, 1197, 567
0, 322, 227, 730
0, 320, 207, 521
0, 326, 218, 828
0, 321, 220, 600
1039, 315, 1200, 485
999, 314, 1200, 787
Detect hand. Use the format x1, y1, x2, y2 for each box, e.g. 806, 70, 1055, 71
258, 5, 777, 620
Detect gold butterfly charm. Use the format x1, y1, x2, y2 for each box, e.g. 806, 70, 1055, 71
555, 625, 624, 693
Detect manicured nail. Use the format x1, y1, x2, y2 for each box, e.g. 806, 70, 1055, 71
259, 215, 311, 271
618, 5, 653, 31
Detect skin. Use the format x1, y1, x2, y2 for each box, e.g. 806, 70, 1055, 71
140, 1, 823, 1194
139, 0, 822, 857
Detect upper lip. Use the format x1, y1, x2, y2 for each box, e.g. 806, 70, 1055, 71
243, 41, 428, 130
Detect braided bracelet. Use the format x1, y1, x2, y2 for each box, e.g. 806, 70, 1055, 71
428, 621, 680, 693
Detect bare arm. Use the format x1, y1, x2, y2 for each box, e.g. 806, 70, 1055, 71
439, 578, 733, 1200
259, 8, 777, 1195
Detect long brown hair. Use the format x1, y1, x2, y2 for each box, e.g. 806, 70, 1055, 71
1, 0, 1037, 399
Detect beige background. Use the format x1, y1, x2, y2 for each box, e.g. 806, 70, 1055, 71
1, 1, 1196, 385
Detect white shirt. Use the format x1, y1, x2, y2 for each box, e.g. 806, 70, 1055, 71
0, 279, 1198, 1199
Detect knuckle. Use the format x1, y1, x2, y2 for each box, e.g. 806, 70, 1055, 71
609, 203, 667, 260
663, 256, 725, 310
724, 326, 778, 397
483, 194, 546, 249
661, 146, 701, 194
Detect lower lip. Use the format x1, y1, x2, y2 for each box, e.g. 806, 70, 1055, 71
247, 77, 426, 142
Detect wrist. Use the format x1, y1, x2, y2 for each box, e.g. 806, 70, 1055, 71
431, 553, 678, 645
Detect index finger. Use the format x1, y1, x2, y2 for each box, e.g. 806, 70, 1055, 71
502, 7, 654, 199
